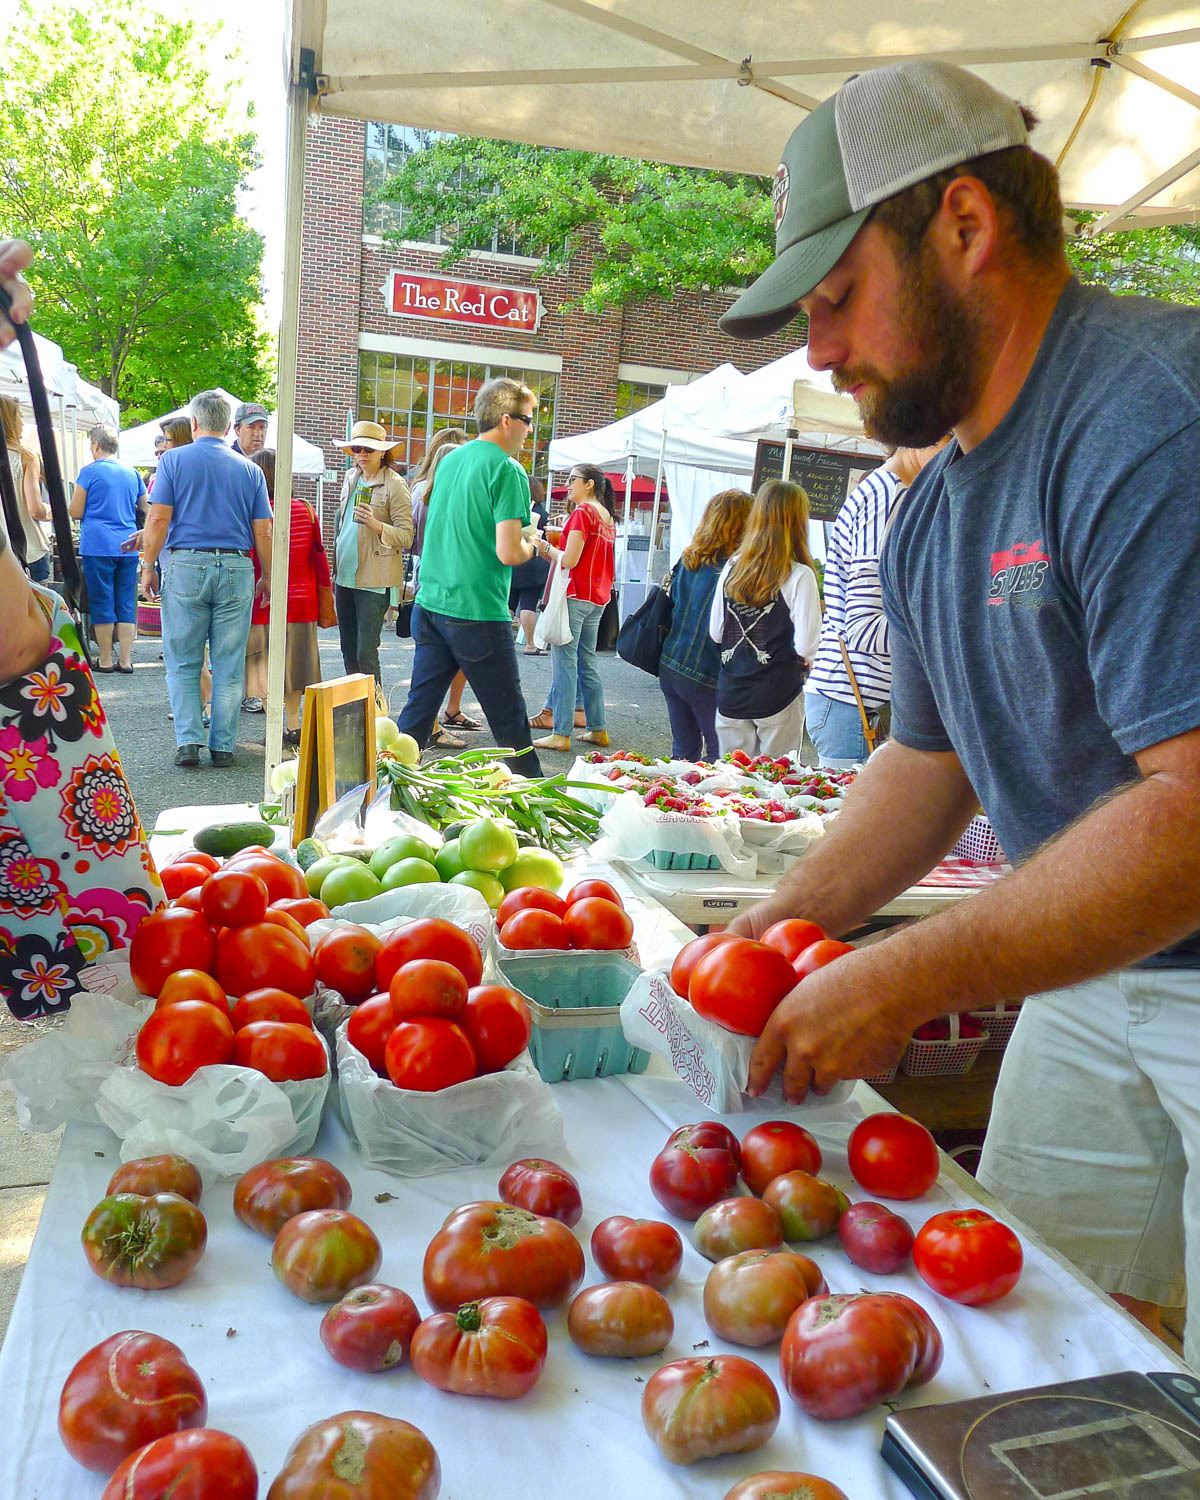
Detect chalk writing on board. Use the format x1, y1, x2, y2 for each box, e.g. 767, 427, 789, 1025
752, 441, 880, 521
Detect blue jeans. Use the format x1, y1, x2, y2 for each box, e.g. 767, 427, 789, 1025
659, 663, 718, 761
550, 598, 605, 736
161, 551, 254, 752
26, 555, 50, 584
398, 605, 542, 776
336, 584, 389, 687
804, 688, 872, 766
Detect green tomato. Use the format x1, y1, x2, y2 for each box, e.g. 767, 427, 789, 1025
304, 854, 362, 898
499, 847, 565, 894
319, 862, 383, 908
434, 839, 467, 880
370, 834, 438, 878
450, 869, 505, 909
458, 816, 520, 874
380, 858, 442, 890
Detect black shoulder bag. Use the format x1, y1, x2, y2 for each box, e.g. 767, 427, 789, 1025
616, 563, 676, 678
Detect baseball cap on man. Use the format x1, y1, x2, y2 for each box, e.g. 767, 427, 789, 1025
234, 402, 269, 426
719, 61, 1029, 340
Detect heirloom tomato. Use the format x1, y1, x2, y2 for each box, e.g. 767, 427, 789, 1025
320, 1284, 421, 1372
423, 1200, 585, 1311
267, 1412, 439, 1500
375, 917, 483, 989
346, 993, 397, 1073
689, 938, 797, 1036
107, 1154, 202, 1205
562, 897, 633, 951
388, 958, 468, 1022
568, 1282, 673, 1358
913, 1208, 1023, 1305
234, 1020, 327, 1081
565, 878, 623, 908
779, 1291, 943, 1420
159, 862, 211, 901
762, 1170, 849, 1242
837, 1201, 915, 1274
230, 987, 313, 1031
498, 1158, 582, 1226
591, 1215, 683, 1291
693, 1197, 783, 1261
130, 908, 215, 998
642, 1355, 780, 1466
385, 1018, 476, 1091
81, 1193, 207, 1290
410, 1296, 548, 1399
58, 1331, 206, 1473
740, 1120, 822, 1195
101, 1429, 257, 1500
136, 1001, 234, 1085
496, 887, 566, 926
760, 918, 827, 964
315, 924, 382, 1001
791, 938, 855, 979
725, 1475, 848, 1500
215, 922, 316, 1000
272, 1209, 382, 1303
703, 1248, 826, 1347
669, 932, 736, 998
234, 1157, 352, 1238
462, 984, 532, 1072
200, 869, 268, 929
649, 1122, 741, 1220
498, 908, 568, 950
269, 896, 330, 927
156, 969, 228, 1013
847, 1112, 939, 1200
224, 851, 306, 903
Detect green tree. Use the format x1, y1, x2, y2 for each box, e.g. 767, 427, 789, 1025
0, 0, 270, 422
1065, 217, 1200, 305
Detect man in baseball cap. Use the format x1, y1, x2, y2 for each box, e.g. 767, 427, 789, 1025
725, 61, 1200, 1364
232, 402, 269, 458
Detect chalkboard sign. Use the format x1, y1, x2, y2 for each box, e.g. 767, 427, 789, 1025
752, 440, 881, 521
293, 673, 378, 845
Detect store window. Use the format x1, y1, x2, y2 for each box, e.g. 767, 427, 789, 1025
359, 350, 557, 475
614, 378, 668, 420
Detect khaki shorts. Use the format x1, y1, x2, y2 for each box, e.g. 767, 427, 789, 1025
977, 969, 1200, 1361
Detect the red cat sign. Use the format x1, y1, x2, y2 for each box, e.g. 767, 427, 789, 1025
385, 270, 543, 332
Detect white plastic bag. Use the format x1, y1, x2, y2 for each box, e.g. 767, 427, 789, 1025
0, 986, 142, 1132
592, 790, 758, 879
534, 561, 572, 650
619, 970, 853, 1114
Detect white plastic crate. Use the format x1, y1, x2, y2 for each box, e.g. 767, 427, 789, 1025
901, 1014, 988, 1077
951, 814, 1006, 865
968, 1003, 1023, 1052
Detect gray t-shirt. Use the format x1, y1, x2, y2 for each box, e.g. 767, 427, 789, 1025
880, 277, 1200, 967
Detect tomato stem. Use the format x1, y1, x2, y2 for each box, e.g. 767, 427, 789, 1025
456, 1301, 484, 1333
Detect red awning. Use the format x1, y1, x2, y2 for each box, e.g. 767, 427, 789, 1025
549, 472, 669, 508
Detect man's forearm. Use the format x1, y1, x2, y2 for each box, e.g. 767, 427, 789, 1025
141, 511, 170, 566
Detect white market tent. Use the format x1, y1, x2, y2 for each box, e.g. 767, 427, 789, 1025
266, 0, 1200, 786
0, 330, 120, 478
118, 390, 326, 474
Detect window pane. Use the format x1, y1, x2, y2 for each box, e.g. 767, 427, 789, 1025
357, 354, 432, 470
615, 379, 667, 421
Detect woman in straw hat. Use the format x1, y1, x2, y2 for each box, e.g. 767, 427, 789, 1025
331, 420, 413, 693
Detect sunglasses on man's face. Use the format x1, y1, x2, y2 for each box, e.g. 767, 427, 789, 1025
508, 411, 534, 426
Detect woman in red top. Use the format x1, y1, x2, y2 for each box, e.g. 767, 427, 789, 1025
533, 463, 616, 753
249, 449, 331, 747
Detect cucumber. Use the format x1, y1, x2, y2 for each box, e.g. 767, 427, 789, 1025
295, 837, 329, 872
193, 820, 277, 857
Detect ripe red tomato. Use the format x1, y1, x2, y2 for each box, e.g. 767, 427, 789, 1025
315, 923, 382, 1001
107, 1154, 202, 1205
272, 1209, 383, 1303
568, 1282, 673, 1358
410, 1295, 548, 1399
591, 1216, 683, 1291
669, 932, 736, 998
642, 1355, 780, 1466
837, 1201, 915, 1274
423, 1200, 585, 1311
230, 987, 313, 1031
376, 917, 483, 989
234, 1156, 352, 1238
159, 862, 211, 901
562, 896, 634, 951
224, 850, 306, 903
171, 887, 206, 914
136, 1001, 235, 1085
385, 1018, 476, 1091
670, 1119, 741, 1164
58, 1331, 206, 1473
792, 937, 855, 979
389, 958, 468, 1021
499, 1158, 582, 1226
496, 886, 567, 927
725, 1474, 849, 1500
498, 908, 568, 950
200, 868, 268, 930
170, 849, 219, 873
703, 1248, 827, 1346
346, 993, 397, 1074
320, 1284, 421, 1372
129, 908, 216, 998
261, 907, 312, 945
462, 984, 532, 1072
847, 1112, 940, 1200
215, 922, 316, 1000
268, 1412, 439, 1499
693, 1197, 783, 1262
565, 878, 623, 909
81, 1193, 207, 1289
649, 1123, 741, 1220
760, 918, 827, 964
270, 895, 331, 927
234, 1020, 327, 1082
155, 969, 228, 1013
689, 937, 797, 1036
740, 1120, 823, 1196
762, 1170, 849, 1241
101, 1429, 257, 1500
913, 1208, 1023, 1305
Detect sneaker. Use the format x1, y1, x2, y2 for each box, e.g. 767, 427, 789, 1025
210, 750, 235, 767
174, 744, 201, 768
430, 726, 466, 750
242, 696, 265, 714
283, 727, 301, 749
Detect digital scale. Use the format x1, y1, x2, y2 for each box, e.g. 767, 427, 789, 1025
882, 1369, 1200, 1498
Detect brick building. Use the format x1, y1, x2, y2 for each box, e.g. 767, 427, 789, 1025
296, 118, 800, 495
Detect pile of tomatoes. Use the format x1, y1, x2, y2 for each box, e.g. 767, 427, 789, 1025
496, 878, 634, 952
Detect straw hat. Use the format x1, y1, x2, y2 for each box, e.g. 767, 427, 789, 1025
334, 420, 402, 454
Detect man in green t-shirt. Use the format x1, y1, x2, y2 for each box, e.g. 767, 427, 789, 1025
398, 377, 547, 773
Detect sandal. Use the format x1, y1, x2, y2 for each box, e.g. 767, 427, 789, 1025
443, 711, 482, 731
529, 709, 554, 730
532, 734, 572, 753
431, 726, 466, 749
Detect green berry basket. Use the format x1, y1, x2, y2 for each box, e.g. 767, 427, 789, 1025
495, 953, 651, 1083
641, 849, 722, 871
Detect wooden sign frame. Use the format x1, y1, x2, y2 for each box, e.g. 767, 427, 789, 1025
292, 673, 378, 846
751, 439, 881, 521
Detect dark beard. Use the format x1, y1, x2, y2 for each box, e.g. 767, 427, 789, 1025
837, 245, 985, 446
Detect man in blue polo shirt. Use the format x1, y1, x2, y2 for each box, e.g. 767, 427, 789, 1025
140, 390, 272, 767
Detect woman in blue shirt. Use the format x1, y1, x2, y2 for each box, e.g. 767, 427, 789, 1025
70, 425, 146, 673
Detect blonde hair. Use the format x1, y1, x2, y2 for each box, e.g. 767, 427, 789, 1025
475, 377, 535, 432
0, 395, 38, 472
411, 427, 468, 487
682, 489, 752, 571
724, 479, 817, 607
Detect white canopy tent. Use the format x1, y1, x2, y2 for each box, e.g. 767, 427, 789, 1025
0, 330, 119, 479
118, 390, 326, 474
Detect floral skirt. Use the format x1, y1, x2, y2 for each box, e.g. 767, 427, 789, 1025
0, 588, 163, 1019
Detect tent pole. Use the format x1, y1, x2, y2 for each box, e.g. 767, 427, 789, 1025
264, 48, 310, 799
617, 455, 636, 603
782, 427, 796, 482
69, 405, 78, 482
648, 427, 667, 582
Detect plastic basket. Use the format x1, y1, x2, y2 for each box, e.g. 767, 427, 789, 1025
136, 600, 161, 638
968, 1004, 1023, 1052
901, 1014, 989, 1077
951, 814, 1005, 865
863, 1063, 898, 1086
640, 849, 722, 871
496, 952, 650, 1083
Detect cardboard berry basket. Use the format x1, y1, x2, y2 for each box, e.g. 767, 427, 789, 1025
494, 951, 650, 1083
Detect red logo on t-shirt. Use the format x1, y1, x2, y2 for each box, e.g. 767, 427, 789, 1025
989, 539, 1050, 605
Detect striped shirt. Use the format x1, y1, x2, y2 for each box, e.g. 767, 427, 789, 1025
807, 466, 904, 710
